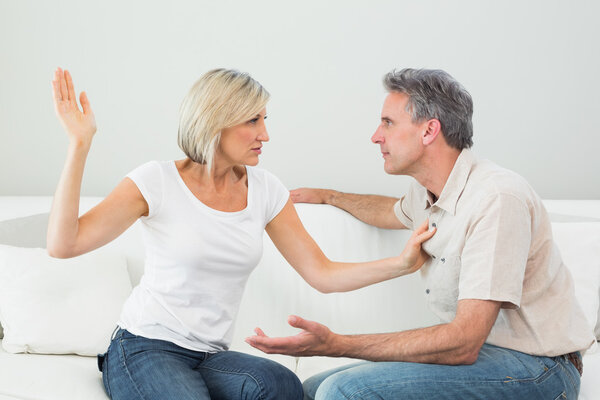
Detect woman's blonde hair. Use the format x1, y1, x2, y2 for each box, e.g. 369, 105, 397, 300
177, 68, 270, 170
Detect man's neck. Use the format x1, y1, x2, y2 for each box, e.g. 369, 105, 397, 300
412, 148, 461, 200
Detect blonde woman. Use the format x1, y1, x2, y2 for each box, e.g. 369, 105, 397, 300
48, 67, 435, 400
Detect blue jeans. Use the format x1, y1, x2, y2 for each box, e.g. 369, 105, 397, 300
303, 344, 581, 400
98, 328, 303, 400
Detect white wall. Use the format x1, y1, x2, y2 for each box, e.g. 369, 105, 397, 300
1, 0, 599, 199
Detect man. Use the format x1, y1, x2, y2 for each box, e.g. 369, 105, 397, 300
245, 68, 595, 399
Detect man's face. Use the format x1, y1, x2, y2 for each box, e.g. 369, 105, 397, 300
371, 92, 426, 175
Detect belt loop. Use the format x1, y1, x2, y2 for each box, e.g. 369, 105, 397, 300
565, 352, 583, 377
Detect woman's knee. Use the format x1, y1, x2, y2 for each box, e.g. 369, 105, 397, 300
255, 358, 303, 400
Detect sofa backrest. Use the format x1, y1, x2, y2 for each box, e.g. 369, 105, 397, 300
1, 197, 599, 349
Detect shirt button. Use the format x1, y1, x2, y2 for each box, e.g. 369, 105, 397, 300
441, 258, 446, 263
432, 223, 437, 228
432, 255, 436, 259
426, 289, 430, 294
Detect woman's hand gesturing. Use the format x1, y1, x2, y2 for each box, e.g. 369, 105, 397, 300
52, 68, 96, 146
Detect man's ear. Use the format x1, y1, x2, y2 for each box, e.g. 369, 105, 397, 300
422, 119, 442, 146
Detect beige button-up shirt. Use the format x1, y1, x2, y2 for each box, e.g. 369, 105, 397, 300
394, 149, 595, 356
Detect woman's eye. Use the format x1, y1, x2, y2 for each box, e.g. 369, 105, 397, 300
248, 118, 259, 124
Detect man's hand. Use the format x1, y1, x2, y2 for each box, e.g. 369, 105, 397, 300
245, 315, 336, 357
289, 189, 406, 229
290, 188, 334, 204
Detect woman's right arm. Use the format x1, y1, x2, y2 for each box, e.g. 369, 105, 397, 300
47, 68, 147, 258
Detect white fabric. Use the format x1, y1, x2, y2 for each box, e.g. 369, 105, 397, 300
552, 222, 600, 343
0, 245, 131, 356
0, 341, 107, 400
118, 161, 290, 353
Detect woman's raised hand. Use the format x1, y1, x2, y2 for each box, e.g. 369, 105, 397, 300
52, 68, 96, 146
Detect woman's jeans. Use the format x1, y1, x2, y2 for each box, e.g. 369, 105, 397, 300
303, 344, 581, 400
97, 328, 303, 400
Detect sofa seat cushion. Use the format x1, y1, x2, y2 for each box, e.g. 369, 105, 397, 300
581, 351, 600, 400
0, 340, 107, 400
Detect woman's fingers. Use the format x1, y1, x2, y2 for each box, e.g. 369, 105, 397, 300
52, 79, 61, 103
413, 219, 430, 235
80, 91, 91, 115
416, 226, 436, 243
65, 70, 77, 104
58, 68, 69, 102
411, 219, 436, 244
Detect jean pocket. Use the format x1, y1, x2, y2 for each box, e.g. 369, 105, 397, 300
553, 391, 567, 400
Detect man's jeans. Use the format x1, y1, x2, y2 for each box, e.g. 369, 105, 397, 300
303, 344, 581, 400
97, 328, 303, 400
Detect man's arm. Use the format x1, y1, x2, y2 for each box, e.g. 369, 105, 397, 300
291, 188, 406, 229
246, 299, 501, 365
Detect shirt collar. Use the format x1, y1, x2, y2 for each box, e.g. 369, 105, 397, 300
423, 148, 475, 216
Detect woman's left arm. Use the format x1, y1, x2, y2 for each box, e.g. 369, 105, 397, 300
265, 199, 435, 293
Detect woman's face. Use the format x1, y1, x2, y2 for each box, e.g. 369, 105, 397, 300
217, 108, 269, 167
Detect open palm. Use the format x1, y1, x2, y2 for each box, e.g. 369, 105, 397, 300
51, 68, 96, 144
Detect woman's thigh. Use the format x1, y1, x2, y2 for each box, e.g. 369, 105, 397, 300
197, 350, 303, 400
103, 329, 211, 400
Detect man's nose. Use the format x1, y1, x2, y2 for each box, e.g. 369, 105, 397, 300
371, 126, 383, 144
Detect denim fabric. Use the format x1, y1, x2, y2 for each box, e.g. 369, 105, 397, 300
303, 344, 580, 400
98, 328, 302, 400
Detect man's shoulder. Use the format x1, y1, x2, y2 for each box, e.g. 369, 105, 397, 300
467, 158, 537, 202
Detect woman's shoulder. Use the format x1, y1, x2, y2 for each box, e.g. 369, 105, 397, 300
130, 160, 173, 173
126, 160, 175, 184
246, 165, 284, 186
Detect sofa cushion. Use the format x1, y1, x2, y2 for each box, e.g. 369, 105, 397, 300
0, 245, 131, 356
0, 341, 107, 400
551, 222, 600, 342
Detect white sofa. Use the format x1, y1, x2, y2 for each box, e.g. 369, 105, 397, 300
0, 196, 599, 400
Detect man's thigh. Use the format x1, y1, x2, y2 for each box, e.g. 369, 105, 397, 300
308, 344, 579, 400
197, 350, 303, 400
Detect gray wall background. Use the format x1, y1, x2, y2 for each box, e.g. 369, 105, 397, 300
1, 0, 599, 199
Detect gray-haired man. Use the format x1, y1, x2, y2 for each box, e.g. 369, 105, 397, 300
246, 68, 594, 399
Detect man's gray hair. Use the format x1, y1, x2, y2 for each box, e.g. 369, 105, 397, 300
383, 68, 473, 149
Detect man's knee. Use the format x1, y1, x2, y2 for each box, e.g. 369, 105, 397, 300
313, 373, 357, 400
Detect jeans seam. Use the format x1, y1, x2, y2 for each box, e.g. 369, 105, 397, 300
104, 353, 111, 397
117, 337, 149, 400
196, 365, 265, 400
557, 357, 578, 396
341, 371, 560, 400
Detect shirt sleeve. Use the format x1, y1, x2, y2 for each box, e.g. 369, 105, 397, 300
393, 181, 418, 230
125, 161, 164, 219
262, 169, 290, 223
458, 193, 532, 309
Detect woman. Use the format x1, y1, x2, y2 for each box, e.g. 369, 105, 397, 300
48, 67, 435, 400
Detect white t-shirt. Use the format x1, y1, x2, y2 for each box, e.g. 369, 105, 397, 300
117, 160, 289, 352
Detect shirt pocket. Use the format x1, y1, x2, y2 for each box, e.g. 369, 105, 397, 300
425, 255, 462, 322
